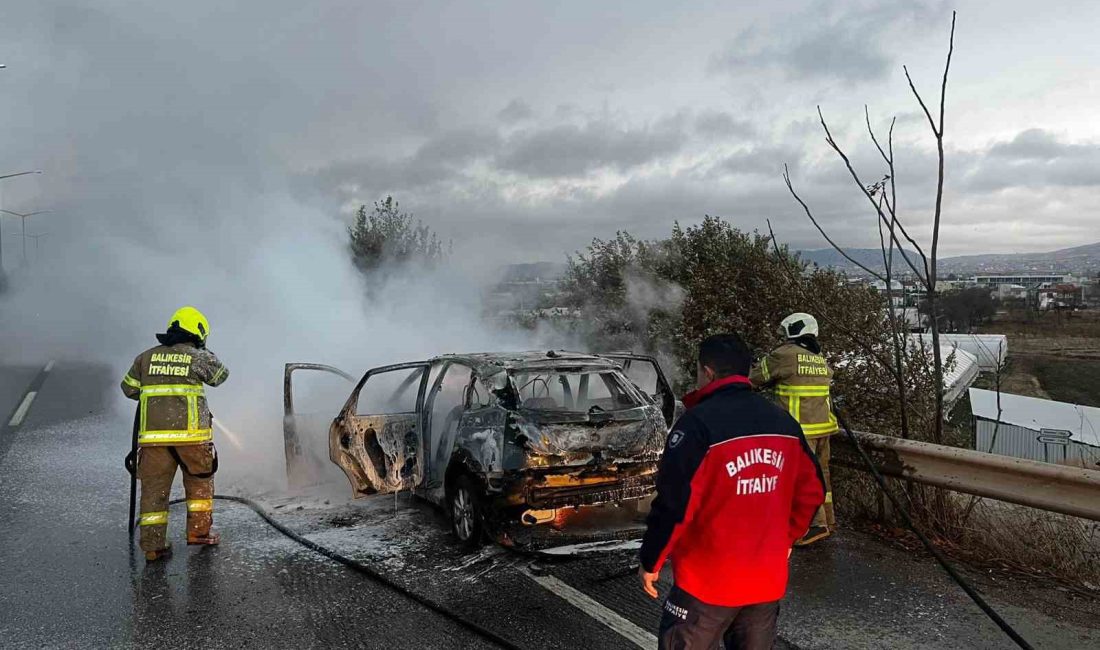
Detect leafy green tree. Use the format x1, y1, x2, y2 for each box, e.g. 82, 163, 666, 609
348, 196, 448, 272
920, 287, 996, 332
559, 215, 940, 441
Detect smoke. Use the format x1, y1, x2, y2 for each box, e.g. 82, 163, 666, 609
624, 272, 685, 327
0, 2, 561, 494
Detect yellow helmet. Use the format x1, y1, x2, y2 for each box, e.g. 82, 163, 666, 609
168, 306, 210, 342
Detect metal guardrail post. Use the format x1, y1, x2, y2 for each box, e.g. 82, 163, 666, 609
832, 431, 1100, 522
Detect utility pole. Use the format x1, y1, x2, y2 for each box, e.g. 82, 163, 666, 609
0, 171, 44, 271
0, 209, 51, 265
26, 233, 47, 262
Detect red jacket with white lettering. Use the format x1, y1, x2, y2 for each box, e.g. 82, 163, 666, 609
640, 376, 825, 607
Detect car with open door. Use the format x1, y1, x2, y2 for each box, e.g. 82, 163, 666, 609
284, 351, 678, 548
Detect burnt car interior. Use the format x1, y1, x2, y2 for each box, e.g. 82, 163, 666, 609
284, 352, 680, 546
512, 370, 642, 414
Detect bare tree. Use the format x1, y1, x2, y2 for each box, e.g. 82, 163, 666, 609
783, 11, 957, 443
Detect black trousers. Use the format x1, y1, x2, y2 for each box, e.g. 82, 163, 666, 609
658, 585, 780, 650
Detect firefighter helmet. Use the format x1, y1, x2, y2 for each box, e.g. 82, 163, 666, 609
168, 306, 210, 342
779, 312, 818, 339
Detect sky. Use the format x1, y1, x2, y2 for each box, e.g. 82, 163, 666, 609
2, 1, 1098, 473
2, 0, 1099, 266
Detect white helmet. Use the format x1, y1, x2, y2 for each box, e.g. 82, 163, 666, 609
779, 313, 818, 339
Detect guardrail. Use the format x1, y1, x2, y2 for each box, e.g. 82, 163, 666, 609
832, 431, 1100, 522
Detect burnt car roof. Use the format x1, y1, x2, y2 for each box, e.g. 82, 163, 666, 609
433, 351, 620, 375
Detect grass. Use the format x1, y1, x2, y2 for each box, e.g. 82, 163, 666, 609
1028, 357, 1100, 407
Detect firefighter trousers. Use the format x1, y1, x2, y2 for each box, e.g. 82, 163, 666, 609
807, 435, 835, 529
658, 585, 780, 649
137, 443, 217, 552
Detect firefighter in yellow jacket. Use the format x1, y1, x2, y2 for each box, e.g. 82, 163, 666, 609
750, 313, 837, 546
121, 306, 229, 561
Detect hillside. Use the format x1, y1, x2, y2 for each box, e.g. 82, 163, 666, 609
801, 242, 1100, 276
799, 248, 922, 275
938, 241, 1100, 275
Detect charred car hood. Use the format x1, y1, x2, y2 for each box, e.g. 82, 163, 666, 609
514, 405, 666, 459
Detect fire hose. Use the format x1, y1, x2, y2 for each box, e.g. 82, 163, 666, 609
144, 494, 526, 650
832, 406, 1034, 650
122, 409, 1034, 649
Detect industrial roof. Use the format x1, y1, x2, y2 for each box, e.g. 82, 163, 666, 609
969, 388, 1100, 447
910, 333, 1007, 372
941, 347, 980, 405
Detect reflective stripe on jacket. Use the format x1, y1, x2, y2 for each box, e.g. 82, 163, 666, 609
639, 379, 826, 607
120, 343, 228, 445
750, 342, 838, 438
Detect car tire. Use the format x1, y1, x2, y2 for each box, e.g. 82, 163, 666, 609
449, 474, 485, 550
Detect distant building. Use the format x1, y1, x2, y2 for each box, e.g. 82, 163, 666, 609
892, 307, 925, 332
974, 274, 1066, 287
871, 280, 906, 307
1036, 282, 1085, 310
935, 279, 970, 292
911, 333, 1007, 372
905, 339, 981, 408
970, 388, 1100, 467
996, 284, 1028, 301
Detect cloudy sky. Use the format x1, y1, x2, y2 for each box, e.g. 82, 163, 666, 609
2, 0, 1099, 266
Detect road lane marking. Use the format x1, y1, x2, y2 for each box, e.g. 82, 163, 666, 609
8, 391, 38, 427
2, 361, 55, 435
525, 571, 658, 650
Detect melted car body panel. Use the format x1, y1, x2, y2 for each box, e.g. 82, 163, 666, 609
318, 351, 677, 540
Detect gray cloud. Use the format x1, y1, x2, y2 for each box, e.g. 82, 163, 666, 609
496, 118, 689, 178
713, 145, 804, 177
693, 111, 755, 138
498, 99, 534, 123
710, 1, 946, 84
988, 128, 1088, 161
1, 0, 1097, 296
965, 129, 1100, 192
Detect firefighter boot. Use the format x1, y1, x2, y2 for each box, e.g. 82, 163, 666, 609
795, 526, 831, 546
187, 530, 221, 546
144, 543, 173, 562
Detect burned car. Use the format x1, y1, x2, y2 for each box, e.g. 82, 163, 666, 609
283, 351, 678, 547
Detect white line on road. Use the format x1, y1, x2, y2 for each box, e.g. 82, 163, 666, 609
525, 570, 658, 650
8, 391, 38, 427
43, 360, 56, 373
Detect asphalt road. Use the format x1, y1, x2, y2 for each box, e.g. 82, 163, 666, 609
1, 360, 1098, 649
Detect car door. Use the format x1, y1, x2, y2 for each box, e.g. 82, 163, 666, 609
329, 361, 431, 497
599, 353, 680, 428
283, 363, 355, 488
421, 361, 477, 490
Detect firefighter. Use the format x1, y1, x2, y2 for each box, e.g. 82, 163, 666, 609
121, 306, 229, 561
639, 334, 825, 649
750, 313, 837, 546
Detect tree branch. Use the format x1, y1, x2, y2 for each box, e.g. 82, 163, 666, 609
881, 119, 933, 282
817, 107, 928, 282
782, 164, 887, 282
766, 218, 901, 377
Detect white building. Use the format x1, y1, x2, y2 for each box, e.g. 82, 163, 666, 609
904, 338, 981, 409
974, 274, 1066, 287
892, 307, 924, 332
872, 280, 906, 307
941, 347, 981, 406
970, 388, 1100, 466
910, 333, 1007, 372
996, 284, 1028, 300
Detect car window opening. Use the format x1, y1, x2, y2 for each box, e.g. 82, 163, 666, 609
511, 370, 641, 413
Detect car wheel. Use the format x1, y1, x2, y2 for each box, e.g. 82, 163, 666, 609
449, 474, 484, 549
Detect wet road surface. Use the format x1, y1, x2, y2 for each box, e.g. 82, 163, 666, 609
1, 361, 1098, 649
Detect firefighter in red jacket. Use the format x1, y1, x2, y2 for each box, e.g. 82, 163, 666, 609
639, 333, 825, 649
